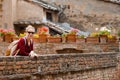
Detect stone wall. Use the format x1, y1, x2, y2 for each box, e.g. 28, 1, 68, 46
116, 53, 120, 79
0, 42, 118, 56
0, 42, 119, 56
1, 0, 45, 29
17, 0, 44, 21
34, 43, 119, 55
43, 0, 120, 33
0, 52, 118, 80
2, 0, 14, 29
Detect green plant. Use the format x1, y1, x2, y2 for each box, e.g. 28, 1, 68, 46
107, 34, 115, 39
0, 28, 6, 36
5, 29, 15, 35
118, 31, 120, 37
89, 32, 99, 37
33, 34, 39, 38
0, 33, 3, 36
52, 34, 61, 38
77, 35, 85, 38
98, 30, 110, 36
61, 33, 67, 37
0, 29, 15, 36
68, 28, 78, 35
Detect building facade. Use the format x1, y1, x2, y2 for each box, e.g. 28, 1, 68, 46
0, 0, 120, 35
43, 0, 120, 33
0, 0, 60, 34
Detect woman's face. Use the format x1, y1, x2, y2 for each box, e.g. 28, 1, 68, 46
26, 31, 34, 39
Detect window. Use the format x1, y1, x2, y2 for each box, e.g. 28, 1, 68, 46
68, 5, 70, 9
46, 12, 53, 21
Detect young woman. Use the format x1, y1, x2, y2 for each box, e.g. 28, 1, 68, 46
16, 25, 37, 58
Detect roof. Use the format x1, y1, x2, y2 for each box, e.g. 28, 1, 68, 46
14, 20, 89, 36
46, 21, 68, 34
102, 0, 120, 4
28, 0, 60, 11
14, 20, 67, 34
14, 19, 42, 25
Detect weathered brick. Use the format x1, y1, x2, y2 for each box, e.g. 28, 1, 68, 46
0, 52, 118, 80
14, 65, 21, 69
0, 62, 6, 66
6, 66, 14, 70
16, 61, 30, 65
23, 69, 31, 73
0, 66, 5, 70
6, 62, 14, 66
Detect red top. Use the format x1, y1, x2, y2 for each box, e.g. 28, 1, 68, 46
16, 37, 33, 56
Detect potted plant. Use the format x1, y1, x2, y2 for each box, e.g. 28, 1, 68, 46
61, 33, 67, 43
86, 32, 99, 43
107, 34, 117, 43
38, 26, 49, 43
76, 35, 86, 43
13, 34, 19, 41
19, 33, 26, 37
47, 34, 62, 43
99, 30, 110, 43
117, 31, 120, 41
0, 28, 5, 42
33, 33, 39, 43
66, 28, 78, 42
14, 33, 26, 41
4, 29, 15, 43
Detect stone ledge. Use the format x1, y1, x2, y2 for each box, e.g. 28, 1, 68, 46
0, 52, 117, 76
0, 74, 31, 80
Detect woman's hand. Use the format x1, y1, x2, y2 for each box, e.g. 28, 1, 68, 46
29, 51, 38, 58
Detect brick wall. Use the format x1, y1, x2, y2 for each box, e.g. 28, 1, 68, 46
0, 42, 118, 56
0, 52, 118, 80
0, 42, 9, 56
116, 53, 120, 79
34, 43, 119, 54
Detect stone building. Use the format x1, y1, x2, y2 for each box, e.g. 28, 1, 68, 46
0, 0, 120, 35
43, 0, 120, 34
0, 0, 3, 28
0, 0, 66, 35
